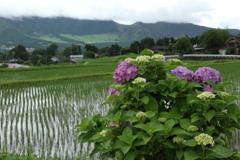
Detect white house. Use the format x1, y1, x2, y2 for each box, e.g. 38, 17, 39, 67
69, 55, 84, 61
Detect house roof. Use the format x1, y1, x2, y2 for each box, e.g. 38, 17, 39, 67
225, 36, 240, 45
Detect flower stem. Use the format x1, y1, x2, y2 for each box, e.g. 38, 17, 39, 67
201, 145, 206, 160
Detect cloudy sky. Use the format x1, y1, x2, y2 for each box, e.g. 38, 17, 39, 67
0, 0, 240, 29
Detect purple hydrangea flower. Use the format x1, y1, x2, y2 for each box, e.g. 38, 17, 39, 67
193, 67, 222, 92
107, 122, 119, 127
193, 67, 222, 84
203, 84, 215, 92
108, 88, 121, 95
113, 61, 138, 84
170, 66, 194, 82
123, 121, 133, 127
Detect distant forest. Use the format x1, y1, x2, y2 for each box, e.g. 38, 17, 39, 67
0, 27, 237, 67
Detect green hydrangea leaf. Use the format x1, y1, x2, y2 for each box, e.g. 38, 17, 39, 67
183, 139, 197, 147
123, 110, 136, 117
137, 131, 152, 144
209, 144, 234, 158
118, 127, 137, 145
184, 149, 200, 160
204, 110, 216, 122
135, 122, 164, 135
126, 151, 137, 160
164, 119, 176, 132
144, 95, 159, 112
140, 48, 154, 56
146, 111, 156, 118
180, 119, 191, 130
141, 96, 149, 104
170, 128, 192, 136
176, 151, 184, 160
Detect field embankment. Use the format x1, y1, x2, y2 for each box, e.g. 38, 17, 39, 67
1, 55, 240, 85
0, 54, 139, 86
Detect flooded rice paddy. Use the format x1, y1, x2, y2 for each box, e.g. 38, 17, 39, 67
0, 77, 113, 159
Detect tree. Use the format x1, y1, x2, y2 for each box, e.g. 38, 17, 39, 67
156, 37, 174, 46
140, 37, 155, 49
156, 37, 176, 53
0, 52, 5, 62
174, 36, 193, 55
98, 47, 109, 57
62, 44, 82, 58
29, 54, 41, 65
85, 51, 95, 59
120, 47, 132, 55
71, 45, 82, 55
199, 29, 231, 50
108, 44, 121, 56
85, 44, 98, 53
190, 36, 199, 45
8, 45, 29, 60
32, 49, 47, 56
40, 55, 52, 65
130, 41, 141, 54
47, 43, 58, 56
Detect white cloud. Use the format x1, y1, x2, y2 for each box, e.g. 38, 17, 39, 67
0, 0, 240, 29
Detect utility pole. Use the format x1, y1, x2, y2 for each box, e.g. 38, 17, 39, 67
5, 48, 8, 63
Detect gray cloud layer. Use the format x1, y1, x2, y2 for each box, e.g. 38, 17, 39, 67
0, 0, 239, 29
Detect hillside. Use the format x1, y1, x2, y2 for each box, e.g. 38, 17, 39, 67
0, 16, 240, 49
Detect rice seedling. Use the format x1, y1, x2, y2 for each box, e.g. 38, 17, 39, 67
0, 76, 113, 159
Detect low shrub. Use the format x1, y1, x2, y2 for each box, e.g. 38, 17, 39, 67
77, 49, 240, 160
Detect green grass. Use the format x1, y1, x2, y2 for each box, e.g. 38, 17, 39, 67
187, 60, 240, 75
60, 33, 119, 44
27, 32, 68, 44
0, 65, 116, 85
0, 54, 240, 85
78, 53, 137, 64
0, 54, 138, 85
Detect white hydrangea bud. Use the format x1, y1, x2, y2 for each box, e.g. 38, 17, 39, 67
158, 117, 167, 123
125, 58, 135, 61
132, 77, 146, 85
99, 130, 108, 137
173, 136, 186, 144
135, 55, 151, 63
187, 125, 199, 132
195, 133, 215, 146
151, 54, 165, 62
136, 111, 147, 118
219, 92, 230, 97
197, 92, 215, 100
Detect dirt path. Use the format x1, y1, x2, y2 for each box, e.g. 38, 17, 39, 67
0, 63, 30, 68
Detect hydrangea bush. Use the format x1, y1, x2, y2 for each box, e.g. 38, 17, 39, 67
76, 49, 240, 160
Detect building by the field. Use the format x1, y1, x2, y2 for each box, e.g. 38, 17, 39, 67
69, 55, 84, 62
225, 36, 240, 55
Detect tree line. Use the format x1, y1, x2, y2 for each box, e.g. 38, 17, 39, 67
0, 28, 233, 66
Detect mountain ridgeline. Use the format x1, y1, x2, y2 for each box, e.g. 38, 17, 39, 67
0, 16, 240, 48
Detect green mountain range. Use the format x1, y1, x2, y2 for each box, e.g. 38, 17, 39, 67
0, 16, 240, 49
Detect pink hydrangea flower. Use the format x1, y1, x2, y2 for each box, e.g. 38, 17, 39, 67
193, 67, 222, 92
170, 66, 194, 82
108, 88, 121, 95
107, 122, 119, 127
113, 61, 138, 84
